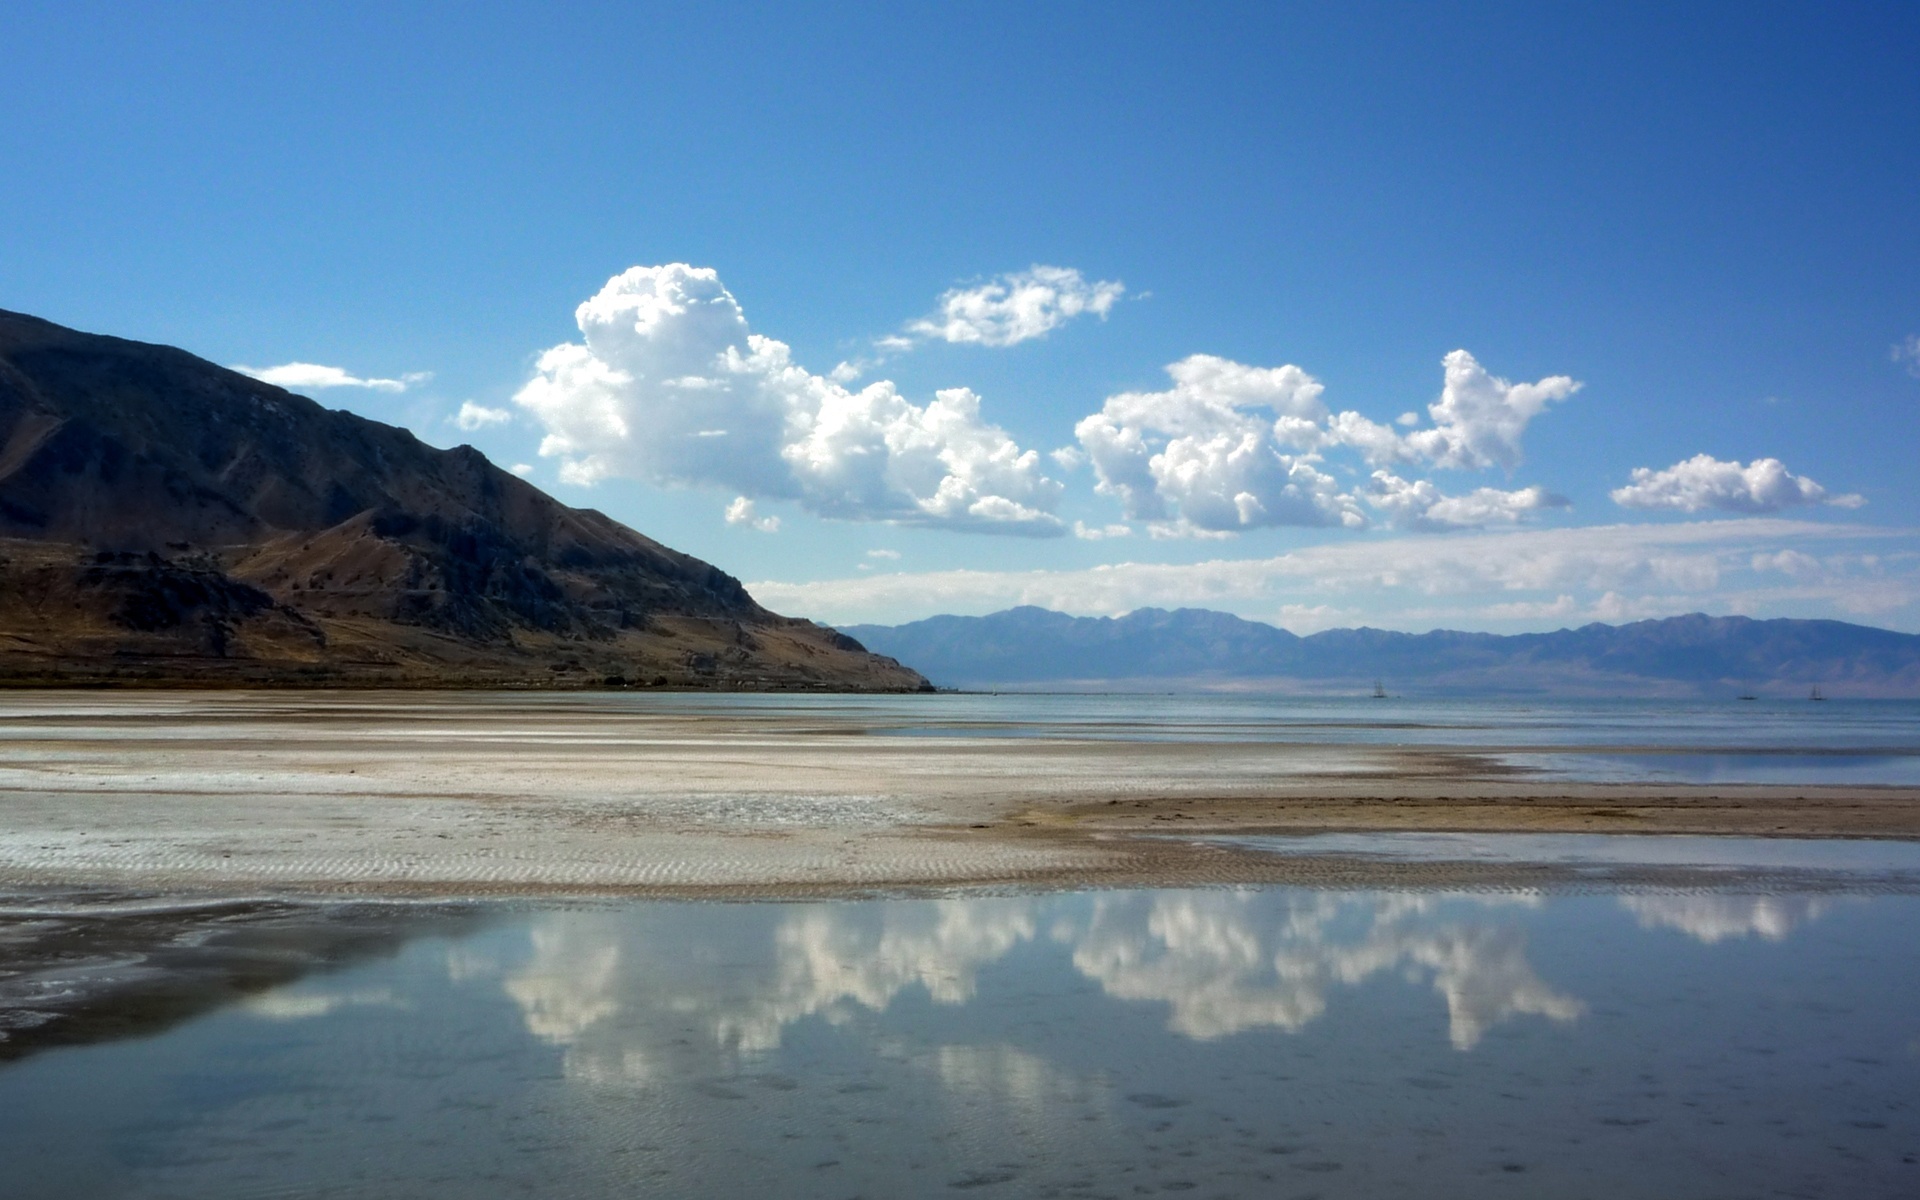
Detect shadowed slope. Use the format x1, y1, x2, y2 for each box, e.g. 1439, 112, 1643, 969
0, 308, 925, 689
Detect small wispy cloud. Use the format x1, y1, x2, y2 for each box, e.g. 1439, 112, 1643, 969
903, 265, 1124, 349
1892, 333, 1920, 378
724, 496, 781, 533
450, 401, 512, 431
1365, 472, 1570, 530
232, 362, 431, 393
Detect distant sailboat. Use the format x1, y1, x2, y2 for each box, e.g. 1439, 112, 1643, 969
1737, 691, 1757, 701
1371, 679, 1388, 699
1809, 686, 1826, 701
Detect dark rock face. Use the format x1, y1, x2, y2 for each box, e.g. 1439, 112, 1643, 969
841, 606, 1920, 697
0, 308, 926, 690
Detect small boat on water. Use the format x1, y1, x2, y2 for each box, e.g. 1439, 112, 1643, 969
1809, 686, 1826, 701
1371, 680, 1387, 699
1738, 692, 1757, 701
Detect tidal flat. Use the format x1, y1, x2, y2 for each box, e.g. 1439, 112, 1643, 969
3, 691, 1919, 1197
1, 691, 1919, 894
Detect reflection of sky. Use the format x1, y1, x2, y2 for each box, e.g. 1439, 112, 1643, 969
466, 888, 1851, 1084
468, 890, 1607, 1080
238, 888, 1841, 1075
1619, 894, 1834, 943
1064, 891, 1587, 1048
5, 885, 1913, 1200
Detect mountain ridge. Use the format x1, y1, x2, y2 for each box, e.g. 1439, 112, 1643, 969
840, 606, 1920, 697
0, 307, 927, 689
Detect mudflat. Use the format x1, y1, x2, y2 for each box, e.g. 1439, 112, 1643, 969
2, 690, 1917, 896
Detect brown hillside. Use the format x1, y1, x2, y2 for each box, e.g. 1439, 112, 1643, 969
0, 308, 927, 690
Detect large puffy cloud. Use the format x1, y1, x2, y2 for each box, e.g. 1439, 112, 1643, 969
1074, 350, 1578, 535
233, 362, 431, 393
1611, 454, 1863, 513
903, 265, 1124, 348
514, 265, 1064, 535
1330, 350, 1580, 471
1365, 471, 1570, 531
1074, 354, 1364, 533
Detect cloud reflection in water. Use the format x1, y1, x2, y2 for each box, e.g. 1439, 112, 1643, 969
1619, 894, 1833, 943
1064, 891, 1582, 1048
467, 888, 1634, 1086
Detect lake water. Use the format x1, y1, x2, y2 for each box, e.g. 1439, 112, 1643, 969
5, 694, 1920, 1196
637, 691, 1920, 784
4, 866, 1918, 1198
4, 690, 1917, 786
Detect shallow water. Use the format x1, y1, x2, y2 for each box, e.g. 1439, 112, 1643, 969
878, 693, 1920, 784
4, 690, 1917, 786
633, 691, 1920, 784
1212, 832, 1920, 875
4, 870, 1918, 1197
1526, 749, 1920, 786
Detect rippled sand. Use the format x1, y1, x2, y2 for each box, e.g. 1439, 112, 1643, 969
2, 691, 1917, 895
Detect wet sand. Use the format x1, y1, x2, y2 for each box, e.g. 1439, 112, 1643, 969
1, 690, 1917, 897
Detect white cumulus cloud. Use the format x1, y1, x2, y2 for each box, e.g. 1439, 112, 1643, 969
1611, 454, 1863, 513
233, 362, 431, 393
1074, 354, 1363, 533
451, 400, 512, 431
905, 265, 1124, 348
1330, 350, 1580, 471
1072, 350, 1578, 535
513, 264, 1065, 536
1365, 471, 1569, 530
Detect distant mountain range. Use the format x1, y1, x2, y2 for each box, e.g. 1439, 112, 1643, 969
840, 606, 1920, 697
0, 308, 925, 690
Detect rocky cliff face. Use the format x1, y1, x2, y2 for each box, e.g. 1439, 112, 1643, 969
0, 308, 927, 690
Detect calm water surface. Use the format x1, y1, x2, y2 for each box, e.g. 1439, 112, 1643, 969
4, 695, 1920, 1196
5, 691, 1915, 784
3, 873, 1917, 1198
646, 692, 1920, 784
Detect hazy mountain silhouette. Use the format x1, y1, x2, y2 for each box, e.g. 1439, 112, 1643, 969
841, 606, 1920, 696
0, 308, 925, 689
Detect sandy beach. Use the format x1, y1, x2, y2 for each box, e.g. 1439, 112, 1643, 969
1, 690, 1916, 897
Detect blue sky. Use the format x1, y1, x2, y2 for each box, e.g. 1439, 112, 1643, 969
5, 2, 1917, 630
